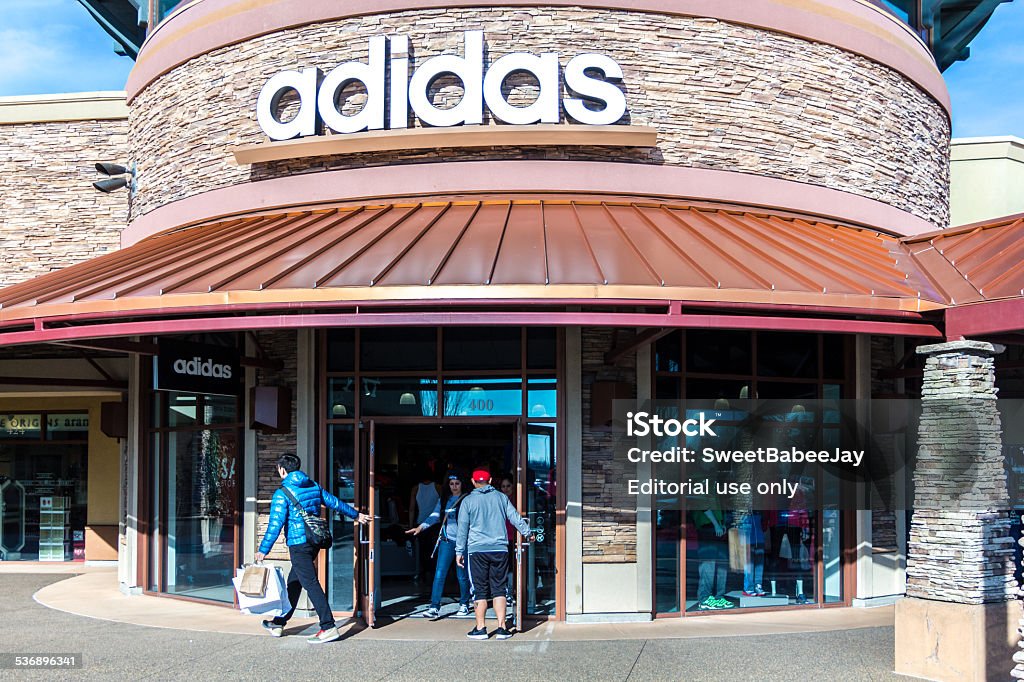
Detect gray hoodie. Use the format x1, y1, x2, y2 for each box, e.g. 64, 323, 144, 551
455, 485, 530, 556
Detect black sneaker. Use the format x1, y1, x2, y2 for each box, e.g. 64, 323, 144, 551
466, 627, 488, 640
262, 620, 284, 637
493, 627, 513, 640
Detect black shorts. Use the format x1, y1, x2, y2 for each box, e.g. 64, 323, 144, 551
467, 551, 509, 601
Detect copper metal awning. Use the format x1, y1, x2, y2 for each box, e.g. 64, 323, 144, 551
906, 214, 1024, 340
902, 213, 1024, 304
0, 194, 949, 344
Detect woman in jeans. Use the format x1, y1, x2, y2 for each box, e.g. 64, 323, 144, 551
407, 471, 471, 618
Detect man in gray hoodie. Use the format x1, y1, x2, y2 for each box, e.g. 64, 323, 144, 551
456, 468, 532, 640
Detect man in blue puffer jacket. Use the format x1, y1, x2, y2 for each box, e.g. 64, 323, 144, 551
255, 454, 369, 644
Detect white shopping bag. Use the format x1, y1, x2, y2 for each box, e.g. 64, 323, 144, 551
233, 565, 290, 617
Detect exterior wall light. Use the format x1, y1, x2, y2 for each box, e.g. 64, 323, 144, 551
93, 162, 135, 193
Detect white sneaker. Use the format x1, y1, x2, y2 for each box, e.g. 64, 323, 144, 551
457, 604, 470, 616
424, 607, 440, 618
307, 627, 341, 644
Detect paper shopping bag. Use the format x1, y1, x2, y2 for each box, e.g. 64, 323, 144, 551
234, 566, 289, 617
727, 527, 747, 571
239, 564, 269, 597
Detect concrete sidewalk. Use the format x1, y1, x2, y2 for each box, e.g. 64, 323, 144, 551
0, 572, 903, 681
32, 569, 894, 640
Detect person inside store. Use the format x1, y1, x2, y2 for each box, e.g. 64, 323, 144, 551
255, 453, 370, 644
409, 467, 442, 583
456, 468, 533, 640
406, 470, 472, 618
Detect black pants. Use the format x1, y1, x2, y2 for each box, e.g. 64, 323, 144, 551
276, 543, 335, 630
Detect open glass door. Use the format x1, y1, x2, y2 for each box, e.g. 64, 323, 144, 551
358, 420, 378, 627
513, 419, 525, 630
521, 422, 557, 618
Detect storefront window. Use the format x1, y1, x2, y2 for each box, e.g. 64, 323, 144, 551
328, 425, 355, 612
149, 391, 240, 604
361, 377, 438, 417
444, 327, 520, 370
361, 328, 436, 371
526, 327, 557, 370
327, 377, 356, 419
0, 412, 88, 562
655, 506, 682, 613
443, 378, 521, 416
526, 376, 556, 418
654, 330, 850, 614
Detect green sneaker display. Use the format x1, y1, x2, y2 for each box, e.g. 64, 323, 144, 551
712, 596, 735, 609
698, 596, 720, 610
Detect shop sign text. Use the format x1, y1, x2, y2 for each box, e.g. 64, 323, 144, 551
256, 31, 628, 141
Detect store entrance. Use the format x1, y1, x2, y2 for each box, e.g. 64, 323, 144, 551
364, 422, 517, 623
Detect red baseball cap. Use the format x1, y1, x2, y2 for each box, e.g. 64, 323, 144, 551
471, 468, 491, 482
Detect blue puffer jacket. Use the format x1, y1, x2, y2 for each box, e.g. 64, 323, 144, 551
259, 470, 359, 554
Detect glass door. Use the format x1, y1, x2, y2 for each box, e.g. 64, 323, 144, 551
358, 420, 378, 627
517, 421, 558, 620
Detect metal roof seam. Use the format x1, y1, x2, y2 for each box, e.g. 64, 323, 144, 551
314, 204, 423, 288
569, 202, 608, 286
151, 213, 318, 296
630, 204, 718, 288
540, 202, 551, 286
773, 217, 908, 279
427, 202, 482, 286
662, 206, 773, 290
167, 212, 334, 294
2, 216, 251, 308
702, 210, 825, 293
207, 208, 362, 292
261, 205, 390, 290
74, 216, 276, 302
747, 214, 909, 294
599, 203, 664, 286
484, 202, 514, 287
371, 203, 452, 286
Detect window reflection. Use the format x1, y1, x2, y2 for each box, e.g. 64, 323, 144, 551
443, 378, 521, 416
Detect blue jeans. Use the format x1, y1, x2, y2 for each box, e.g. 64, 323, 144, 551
740, 517, 765, 594
430, 539, 471, 609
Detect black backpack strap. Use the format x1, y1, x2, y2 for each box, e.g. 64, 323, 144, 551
279, 486, 307, 520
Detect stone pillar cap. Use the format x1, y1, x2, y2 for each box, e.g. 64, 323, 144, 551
917, 340, 1005, 355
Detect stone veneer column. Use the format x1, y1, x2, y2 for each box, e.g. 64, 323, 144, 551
896, 340, 1020, 682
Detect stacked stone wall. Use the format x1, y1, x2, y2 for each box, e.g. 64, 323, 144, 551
129, 7, 949, 226
253, 330, 299, 560
906, 341, 1015, 604
581, 327, 636, 562
0, 118, 128, 287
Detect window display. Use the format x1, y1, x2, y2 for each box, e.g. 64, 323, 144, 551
0, 412, 88, 562
654, 330, 849, 614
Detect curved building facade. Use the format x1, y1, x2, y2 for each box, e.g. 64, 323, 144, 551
11, 1, 1024, 638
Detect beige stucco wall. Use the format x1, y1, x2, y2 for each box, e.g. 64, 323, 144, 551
128, 7, 950, 226
950, 137, 1024, 227
0, 93, 129, 288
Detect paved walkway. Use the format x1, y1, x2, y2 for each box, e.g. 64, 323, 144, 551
1, 571, 905, 680
31, 569, 896, 641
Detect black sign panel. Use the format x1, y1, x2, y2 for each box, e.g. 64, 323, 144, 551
154, 339, 241, 396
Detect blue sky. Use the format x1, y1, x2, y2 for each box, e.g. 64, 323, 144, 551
0, 0, 1021, 139
943, 1, 1024, 138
